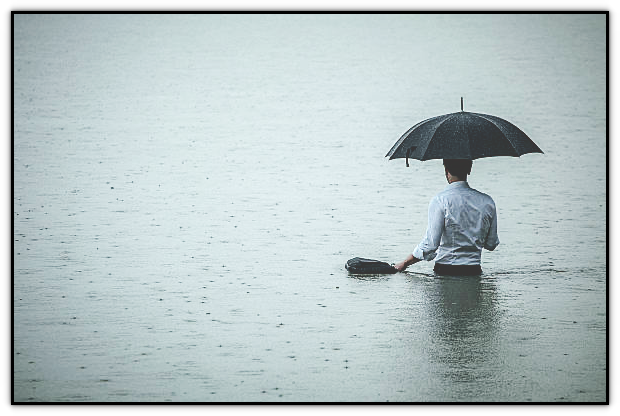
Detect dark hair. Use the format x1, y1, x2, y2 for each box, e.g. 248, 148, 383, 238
443, 159, 472, 178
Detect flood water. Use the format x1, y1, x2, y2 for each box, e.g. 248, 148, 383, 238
13, 13, 607, 402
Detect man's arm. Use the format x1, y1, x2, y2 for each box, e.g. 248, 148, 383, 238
395, 197, 444, 272
484, 204, 500, 251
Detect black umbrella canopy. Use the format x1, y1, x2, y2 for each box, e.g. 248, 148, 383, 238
386, 105, 543, 164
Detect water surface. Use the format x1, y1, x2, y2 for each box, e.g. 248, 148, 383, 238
13, 13, 606, 402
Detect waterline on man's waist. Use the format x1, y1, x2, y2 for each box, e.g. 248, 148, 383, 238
433, 263, 482, 276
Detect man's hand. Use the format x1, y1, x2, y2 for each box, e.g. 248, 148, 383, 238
394, 254, 422, 272
394, 261, 408, 272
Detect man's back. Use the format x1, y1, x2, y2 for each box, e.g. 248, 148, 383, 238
414, 181, 499, 266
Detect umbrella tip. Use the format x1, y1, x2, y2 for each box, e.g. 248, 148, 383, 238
461, 97, 463, 112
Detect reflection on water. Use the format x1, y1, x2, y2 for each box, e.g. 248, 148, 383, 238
422, 276, 500, 387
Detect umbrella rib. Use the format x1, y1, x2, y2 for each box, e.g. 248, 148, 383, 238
462, 113, 470, 159
472, 112, 521, 156
419, 112, 461, 161
385, 119, 426, 158
386, 113, 455, 159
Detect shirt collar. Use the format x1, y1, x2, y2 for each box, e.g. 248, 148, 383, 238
445, 180, 470, 190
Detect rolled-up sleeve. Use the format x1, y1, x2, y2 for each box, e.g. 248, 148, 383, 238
483, 205, 500, 251
413, 196, 444, 261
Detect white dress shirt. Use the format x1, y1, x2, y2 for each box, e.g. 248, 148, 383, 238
413, 181, 499, 266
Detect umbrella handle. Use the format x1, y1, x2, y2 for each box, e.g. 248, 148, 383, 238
406, 148, 410, 167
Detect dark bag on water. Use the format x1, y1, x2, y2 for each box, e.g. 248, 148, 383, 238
345, 257, 398, 274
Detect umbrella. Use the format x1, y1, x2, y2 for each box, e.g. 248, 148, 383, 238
386, 98, 543, 166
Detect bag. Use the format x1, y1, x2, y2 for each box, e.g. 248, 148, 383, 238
345, 257, 398, 274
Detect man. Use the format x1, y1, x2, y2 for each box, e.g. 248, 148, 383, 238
394, 159, 499, 276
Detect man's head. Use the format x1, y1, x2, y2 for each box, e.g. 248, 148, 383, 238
443, 159, 473, 182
